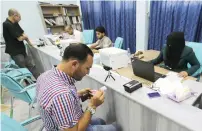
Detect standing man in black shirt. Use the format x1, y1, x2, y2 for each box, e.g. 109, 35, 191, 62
3, 8, 40, 78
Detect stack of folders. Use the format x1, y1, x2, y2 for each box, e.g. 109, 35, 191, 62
72, 16, 77, 24
45, 17, 64, 26
55, 16, 64, 25
65, 16, 71, 25
45, 19, 57, 26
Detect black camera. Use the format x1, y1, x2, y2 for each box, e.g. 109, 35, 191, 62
102, 65, 115, 82
103, 65, 112, 71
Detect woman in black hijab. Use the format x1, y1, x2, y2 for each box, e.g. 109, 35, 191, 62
150, 32, 200, 78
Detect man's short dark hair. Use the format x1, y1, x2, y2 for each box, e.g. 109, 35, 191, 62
95, 26, 106, 33
62, 43, 94, 63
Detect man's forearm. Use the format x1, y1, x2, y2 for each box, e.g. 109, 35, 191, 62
77, 110, 92, 131
17, 36, 27, 41
25, 38, 32, 45
90, 43, 98, 49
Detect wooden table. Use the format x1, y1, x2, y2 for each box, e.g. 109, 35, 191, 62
91, 49, 99, 54
114, 50, 196, 86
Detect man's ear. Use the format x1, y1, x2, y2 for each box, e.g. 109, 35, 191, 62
72, 60, 79, 68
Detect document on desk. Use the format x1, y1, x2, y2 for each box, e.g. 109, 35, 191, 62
153, 72, 183, 95
166, 72, 183, 82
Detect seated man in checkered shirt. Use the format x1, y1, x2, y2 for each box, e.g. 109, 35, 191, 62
36, 44, 120, 131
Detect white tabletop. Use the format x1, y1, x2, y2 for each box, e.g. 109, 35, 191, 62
87, 65, 202, 131
32, 44, 101, 64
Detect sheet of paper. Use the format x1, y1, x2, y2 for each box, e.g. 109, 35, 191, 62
154, 78, 176, 95
166, 72, 183, 82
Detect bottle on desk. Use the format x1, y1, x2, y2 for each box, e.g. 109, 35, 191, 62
47, 28, 52, 35
127, 48, 131, 64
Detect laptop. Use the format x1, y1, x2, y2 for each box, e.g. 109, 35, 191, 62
131, 58, 166, 82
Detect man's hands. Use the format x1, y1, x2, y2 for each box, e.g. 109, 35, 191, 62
22, 34, 28, 40
78, 88, 91, 96
88, 90, 104, 109
22, 34, 34, 47
78, 88, 105, 109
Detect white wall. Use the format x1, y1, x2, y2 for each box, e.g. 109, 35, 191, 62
0, 0, 149, 51
0, 0, 77, 40
136, 1, 150, 51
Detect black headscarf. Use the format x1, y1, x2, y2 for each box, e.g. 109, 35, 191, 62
165, 32, 185, 69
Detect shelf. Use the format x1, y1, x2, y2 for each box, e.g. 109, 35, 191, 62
44, 15, 65, 18
72, 23, 82, 25
40, 3, 81, 34
40, 4, 78, 8
63, 5, 79, 8
66, 15, 80, 17
40, 4, 63, 7
43, 13, 62, 16
47, 25, 65, 28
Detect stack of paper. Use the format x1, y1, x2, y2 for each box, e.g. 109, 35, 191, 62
72, 17, 77, 24
55, 16, 64, 25
166, 72, 183, 82
153, 72, 192, 102
65, 16, 71, 25
167, 85, 192, 102
154, 78, 176, 95
78, 16, 81, 23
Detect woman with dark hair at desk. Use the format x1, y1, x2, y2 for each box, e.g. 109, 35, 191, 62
150, 32, 200, 78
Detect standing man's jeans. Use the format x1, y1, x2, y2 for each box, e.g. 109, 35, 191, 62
11, 54, 40, 79
86, 117, 121, 131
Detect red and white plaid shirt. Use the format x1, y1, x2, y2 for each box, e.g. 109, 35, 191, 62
36, 67, 83, 131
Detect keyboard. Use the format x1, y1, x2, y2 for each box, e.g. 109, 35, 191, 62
154, 72, 166, 81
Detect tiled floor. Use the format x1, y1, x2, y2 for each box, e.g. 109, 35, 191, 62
1, 76, 202, 131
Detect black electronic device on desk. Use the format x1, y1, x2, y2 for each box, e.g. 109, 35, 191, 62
123, 80, 142, 93
103, 65, 115, 82
131, 58, 166, 82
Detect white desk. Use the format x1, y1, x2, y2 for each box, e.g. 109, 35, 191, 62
75, 65, 202, 131
29, 45, 100, 73
29, 45, 202, 131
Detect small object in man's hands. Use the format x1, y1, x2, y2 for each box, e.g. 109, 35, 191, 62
80, 90, 93, 102
91, 86, 108, 95
100, 86, 107, 92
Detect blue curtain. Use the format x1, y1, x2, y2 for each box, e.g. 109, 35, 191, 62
148, 1, 202, 50
80, 1, 136, 52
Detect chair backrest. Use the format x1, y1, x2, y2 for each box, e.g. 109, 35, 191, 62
186, 41, 202, 77
82, 30, 94, 44
0, 73, 32, 103
3, 59, 19, 69
114, 37, 123, 49
1, 113, 26, 131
